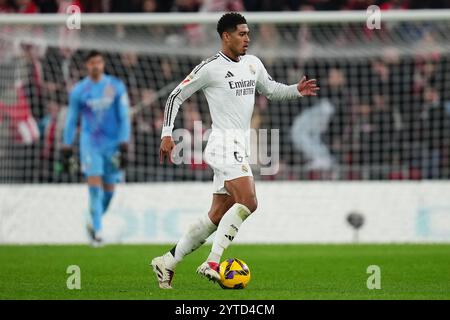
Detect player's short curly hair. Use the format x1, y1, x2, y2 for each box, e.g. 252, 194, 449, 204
217, 12, 247, 38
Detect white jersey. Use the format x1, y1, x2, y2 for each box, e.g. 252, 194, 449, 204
161, 51, 302, 153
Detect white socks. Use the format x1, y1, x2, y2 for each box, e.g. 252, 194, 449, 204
163, 204, 252, 269
207, 203, 251, 263
165, 215, 217, 270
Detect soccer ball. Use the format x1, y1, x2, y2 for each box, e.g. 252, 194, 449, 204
218, 258, 251, 289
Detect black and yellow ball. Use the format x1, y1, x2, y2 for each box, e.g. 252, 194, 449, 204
218, 258, 251, 289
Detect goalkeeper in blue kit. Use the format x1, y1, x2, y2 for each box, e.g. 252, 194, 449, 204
62, 50, 131, 247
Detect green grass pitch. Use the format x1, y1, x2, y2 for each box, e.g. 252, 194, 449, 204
0, 244, 449, 300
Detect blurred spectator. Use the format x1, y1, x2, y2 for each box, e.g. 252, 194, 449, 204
343, 0, 375, 10
0, 0, 447, 12
34, 0, 58, 12
296, 0, 346, 11
291, 98, 335, 171
419, 86, 450, 178
379, 0, 410, 10
135, 89, 163, 134
171, 0, 205, 45
0, 0, 14, 60
142, 0, 158, 11
110, 0, 142, 12
39, 99, 65, 181
21, 43, 46, 120
0, 82, 40, 183
0, 0, 13, 12
77, 0, 106, 12
2, 1, 450, 183
243, 0, 285, 11
322, 68, 355, 167
351, 102, 373, 172
60, 47, 79, 89
160, 58, 176, 86
118, 52, 144, 106
155, 0, 174, 11
0, 82, 40, 145
57, 0, 81, 13
132, 88, 164, 180
171, 0, 200, 12
368, 94, 396, 168
13, 0, 39, 13
200, 0, 244, 11
409, 0, 450, 9
182, 101, 209, 174
252, 24, 280, 66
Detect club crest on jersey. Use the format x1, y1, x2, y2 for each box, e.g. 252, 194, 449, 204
249, 64, 256, 75
86, 85, 115, 111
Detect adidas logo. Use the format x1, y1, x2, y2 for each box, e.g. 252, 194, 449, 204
225, 234, 235, 241
225, 71, 234, 78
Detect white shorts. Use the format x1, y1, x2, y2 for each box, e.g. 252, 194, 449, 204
204, 138, 253, 195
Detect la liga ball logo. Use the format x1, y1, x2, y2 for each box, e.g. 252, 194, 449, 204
219, 258, 251, 289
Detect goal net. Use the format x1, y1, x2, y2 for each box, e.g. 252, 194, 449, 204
1, 10, 450, 183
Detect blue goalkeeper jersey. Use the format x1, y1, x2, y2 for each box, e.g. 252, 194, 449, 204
63, 74, 130, 151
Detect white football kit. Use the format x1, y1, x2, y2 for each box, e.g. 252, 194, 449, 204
161, 51, 302, 194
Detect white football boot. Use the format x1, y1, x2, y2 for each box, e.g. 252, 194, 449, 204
90, 230, 104, 248
151, 254, 175, 289
196, 261, 220, 282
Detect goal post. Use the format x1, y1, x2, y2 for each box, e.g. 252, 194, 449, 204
2, 9, 450, 24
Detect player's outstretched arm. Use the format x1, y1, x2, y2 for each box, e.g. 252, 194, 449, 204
256, 57, 319, 100
297, 76, 320, 97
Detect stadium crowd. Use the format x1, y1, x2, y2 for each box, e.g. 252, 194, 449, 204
1, 0, 450, 13
0, 0, 450, 182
